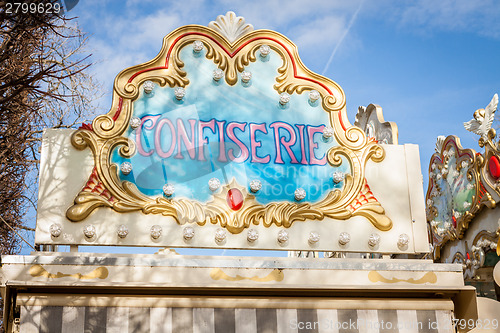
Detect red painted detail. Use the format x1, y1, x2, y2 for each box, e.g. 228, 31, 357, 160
480, 182, 487, 194
478, 181, 487, 200
488, 155, 500, 180
83, 167, 98, 191
79, 123, 93, 131
466, 252, 470, 260
226, 188, 244, 211
349, 179, 380, 212
91, 183, 103, 194
127, 32, 348, 131
438, 138, 475, 160
112, 98, 124, 121
338, 112, 346, 131
81, 167, 116, 203
452, 216, 457, 228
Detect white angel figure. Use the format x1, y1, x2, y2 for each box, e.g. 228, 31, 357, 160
463, 93, 498, 138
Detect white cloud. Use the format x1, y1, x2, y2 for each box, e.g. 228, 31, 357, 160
291, 15, 347, 49
381, 0, 500, 38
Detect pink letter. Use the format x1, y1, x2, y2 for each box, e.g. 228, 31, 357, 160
197, 119, 216, 161
175, 119, 197, 160
227, 122, 249, 163
295, 124, 308, 165
155, 118, 176, 158
216, 120, 227, 162
136, 115, 160, 157
249, 123, 270, 164
307, 125, 327, 165
270, 122, 299, 164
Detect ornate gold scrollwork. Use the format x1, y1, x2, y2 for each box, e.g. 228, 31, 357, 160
427, 128, 500, 259
66, 25, 391, 234
29, 265, 109, 280
210, 268, 284, 282
451, 228, 500, 280
478, 128, 500, 203
426, 136, 483, 259
368, 271, 437, 284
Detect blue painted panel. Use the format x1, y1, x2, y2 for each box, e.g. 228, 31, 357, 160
111, 46, 349, 204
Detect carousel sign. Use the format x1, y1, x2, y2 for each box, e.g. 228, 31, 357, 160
35, 12, 428, 253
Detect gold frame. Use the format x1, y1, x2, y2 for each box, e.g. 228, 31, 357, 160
426, 136, 479, 258
451, 229, 499, 280
66, 25, 392, 234
427, 134, 498, 259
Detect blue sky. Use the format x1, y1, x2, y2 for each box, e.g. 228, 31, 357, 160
32, 0, 499, 255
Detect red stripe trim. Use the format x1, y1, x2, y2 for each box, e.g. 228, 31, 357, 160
112, 98, 124, 121
443, 138, 475, 160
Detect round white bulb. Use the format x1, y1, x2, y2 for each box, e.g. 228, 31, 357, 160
183, 226, 195, 240
143, 80, 154, 94
277, 230, 289, 244
120, 162, 132, 175
309, 90, 320, 102
323, 126, 334, 139
338, 232, 350, 245
50, 223, 62, 238
193, 40, 204, 52
398, 233, 410, 248
294, 188, 306, 201
130, 117, 141, 129
163, 183, 175, 197
247, 229, 259, 243
241, 71, 252, 83
213, 68, 224, 81
208, 178, 221, 191
249, 180, 262, 193
117, 224, 129, 239
368, 233, 380, 247
308, 231, 320, 244
332, 171, 344, 184
279, 92, 291, 105
83, 225, 96, 239
259, 44, 271, 57
151, 225, 162, 240
215, 228, 226, 243
174, 87, 186, 100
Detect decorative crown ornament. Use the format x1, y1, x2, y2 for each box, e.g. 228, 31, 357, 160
208, 11, 254, 43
